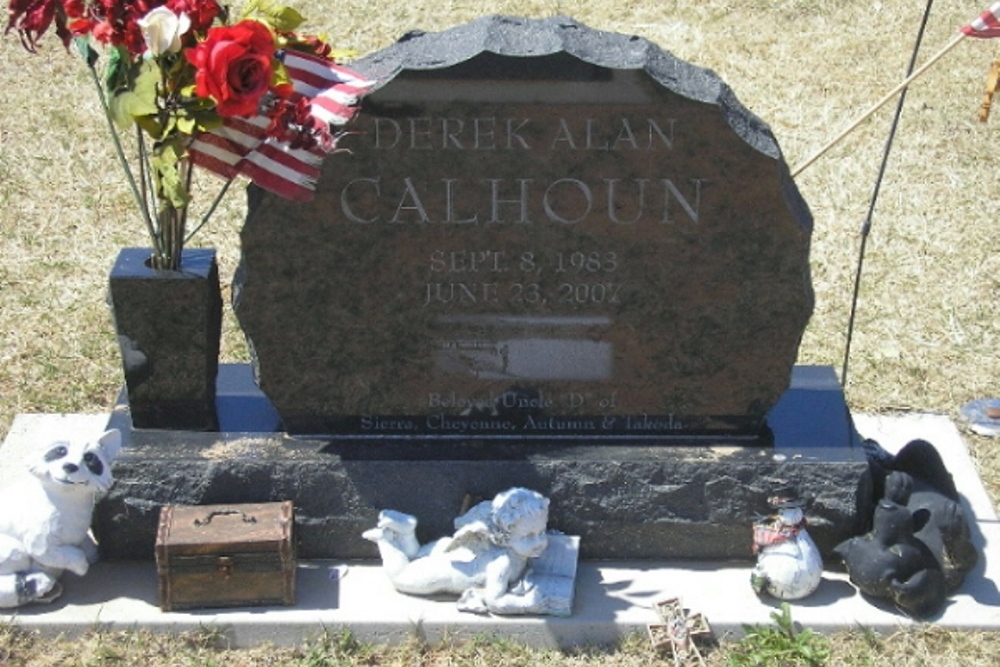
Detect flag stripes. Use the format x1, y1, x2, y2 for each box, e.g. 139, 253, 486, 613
283, 51, 372, 125
188, 52, 371, 201
963, 3, 1000, 38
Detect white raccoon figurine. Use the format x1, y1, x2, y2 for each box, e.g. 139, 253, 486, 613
0, 429, 121, 608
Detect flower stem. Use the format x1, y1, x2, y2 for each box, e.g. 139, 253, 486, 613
79, 41, 161, 259
185, 176, 235, 244
135, 127, 158, 242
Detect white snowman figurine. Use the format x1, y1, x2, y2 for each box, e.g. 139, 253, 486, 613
750, 486, 822, 600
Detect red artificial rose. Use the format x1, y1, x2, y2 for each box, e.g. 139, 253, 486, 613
185, 19, 275, 117
63, 0, 92, 38
166, 0, 221, 33
64, 0, 156, 55
5, 0, 71, 50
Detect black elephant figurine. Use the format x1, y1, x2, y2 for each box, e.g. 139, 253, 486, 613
882, 441, 979, 591
837, 439, 979, 618
835, 499, 948, 618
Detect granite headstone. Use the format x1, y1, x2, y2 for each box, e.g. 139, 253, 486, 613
97, 18, 866, 563
234, 15, 813, 437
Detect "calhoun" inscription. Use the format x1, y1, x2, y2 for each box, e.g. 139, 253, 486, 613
341, 177, 705, 225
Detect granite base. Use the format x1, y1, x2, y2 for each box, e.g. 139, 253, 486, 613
94, 365, 871, 561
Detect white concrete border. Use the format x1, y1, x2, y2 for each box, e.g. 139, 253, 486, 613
1, 413, 998, 648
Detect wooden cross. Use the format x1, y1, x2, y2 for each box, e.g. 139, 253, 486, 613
647, 597, 712, 667
979, 60, 1000, 122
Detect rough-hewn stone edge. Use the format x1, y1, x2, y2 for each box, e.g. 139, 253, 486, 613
94, 433, 871, 562
352, 15, 786, 165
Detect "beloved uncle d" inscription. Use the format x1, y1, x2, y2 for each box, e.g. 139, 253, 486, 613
234, 17, 813, 437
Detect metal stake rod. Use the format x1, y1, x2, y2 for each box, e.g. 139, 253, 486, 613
841, 0, 938, 386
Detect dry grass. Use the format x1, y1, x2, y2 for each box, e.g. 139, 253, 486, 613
1, 0, 999, 664
5, 623, 1000, 666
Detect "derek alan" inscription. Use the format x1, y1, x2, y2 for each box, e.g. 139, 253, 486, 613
373, 116, 676, 152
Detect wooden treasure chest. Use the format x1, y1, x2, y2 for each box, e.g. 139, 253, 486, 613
155, 501, 296, 611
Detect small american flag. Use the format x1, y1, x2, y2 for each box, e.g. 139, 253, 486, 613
189, 51, 371, 202
963, 3, 1000, 38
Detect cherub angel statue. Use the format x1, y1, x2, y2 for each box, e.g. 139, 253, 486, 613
362, 487, 559, 615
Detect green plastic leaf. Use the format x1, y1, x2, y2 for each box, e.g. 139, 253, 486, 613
243, 0, 305, 32
152, 148, 190, 209
272, 60, 291, 89
176, 113, 220, 135
327, 47, 357, 61
74, 37, 99, 69
193, 111, 224, 133
176, 116, 196, 135
172, 91, 222, 134
104, 46, 128, 94
135, 115, 164, 139
110, 60, 161, 129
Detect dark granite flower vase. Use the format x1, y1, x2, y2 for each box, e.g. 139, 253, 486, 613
108, 248, 223, 431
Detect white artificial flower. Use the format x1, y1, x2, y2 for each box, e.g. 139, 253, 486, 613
138, 7, 191, 56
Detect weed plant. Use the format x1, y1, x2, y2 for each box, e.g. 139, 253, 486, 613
726, 604, 831, 667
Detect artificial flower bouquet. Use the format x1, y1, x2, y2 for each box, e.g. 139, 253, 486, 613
5, 0, 368, 269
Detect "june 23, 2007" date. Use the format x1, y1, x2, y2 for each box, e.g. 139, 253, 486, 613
423, 280, 623, 307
